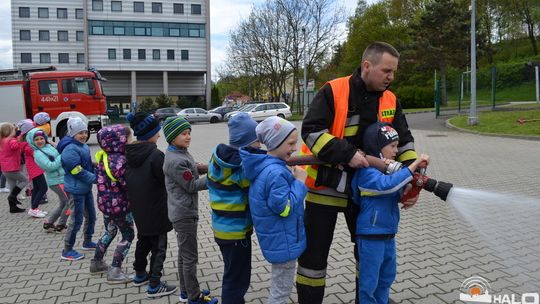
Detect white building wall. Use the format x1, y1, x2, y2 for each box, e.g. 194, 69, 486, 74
11, 0, 210, 100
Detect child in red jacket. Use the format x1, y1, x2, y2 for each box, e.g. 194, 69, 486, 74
0, 122, 27, 213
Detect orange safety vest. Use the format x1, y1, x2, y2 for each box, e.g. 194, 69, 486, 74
301, 75, 397, 192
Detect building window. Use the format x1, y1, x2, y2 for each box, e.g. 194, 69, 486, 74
39, 30, 50, 41
57, 8, 68, 19
113, 27, 125, 35
92, 0, 103, 11
19, 7, 30, 18
152, 49, 160, 60
174, 3, 184, 14
76, 31, 84, 41
21, 53, 32, 63
40, 53, 51, 64
152, 2, 162, 13
88, 20, 205, 38
111, 1, 122, 12
108, 48, 116, 60
20, 30, 31, 41
92, 26, 104, 35
191, 4, 201, 15
59, 53, 70, 64
138, 49, 146, 60
123, 49, 131, 60
167, 49, 174, 60
38, 7, 49, 18
134, 2, 144, 12
58, 31, 69, 41
75, 8, 83, 19
77, 53, 85, 64
181, 50, 189, 60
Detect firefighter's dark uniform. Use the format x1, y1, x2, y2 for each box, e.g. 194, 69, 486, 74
296, 66, 417, 304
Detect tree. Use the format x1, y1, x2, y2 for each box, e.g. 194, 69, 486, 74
155, 94, 172, 108
211, 85, 221, 108
138, 97, 155, 113
409, 0, 469, 105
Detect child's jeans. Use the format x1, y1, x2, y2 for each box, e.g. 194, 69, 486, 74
356, 238, 397, 304
219, 239, 252, 304
47, 184, 71, 226
94, 213, 135, 267
173, 218, 200, 300
30, 174, 48, 209
268, 259, 296, 304
64, 192, 96, 251
133, 232, 168, 288
0, 172, 6, 188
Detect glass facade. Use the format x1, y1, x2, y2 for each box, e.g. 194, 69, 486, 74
89, 20, 205, 38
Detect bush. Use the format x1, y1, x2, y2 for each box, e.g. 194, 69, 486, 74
139, 97, 156, 113
395, 86, 434, 109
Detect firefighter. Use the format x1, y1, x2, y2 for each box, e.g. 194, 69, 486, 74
296, 42, 419, 303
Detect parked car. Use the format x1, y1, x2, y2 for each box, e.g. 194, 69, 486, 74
225, 102, 292, 122
178, 108, 221, 123
208, 106, 238, 119
154, 107, 182, 122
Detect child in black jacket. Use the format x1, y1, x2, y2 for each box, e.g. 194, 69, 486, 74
125, 112, 177, 298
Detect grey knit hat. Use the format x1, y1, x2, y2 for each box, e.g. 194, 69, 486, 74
256, 116, 296, 151
67, 117, 88, 137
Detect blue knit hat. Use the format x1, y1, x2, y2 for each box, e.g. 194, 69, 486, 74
67, 117, 88, 137
228, 113, 258, 148
362, 122, 399, 158
256, 116, 296, 151
33, 112, 50, 126
127, 112, 161, 141
163, 116, 191, 143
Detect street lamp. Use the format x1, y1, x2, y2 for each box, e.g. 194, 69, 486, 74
302, 28, 308, 114
468, 0, 478, 125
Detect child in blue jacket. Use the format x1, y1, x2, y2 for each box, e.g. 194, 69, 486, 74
57, 117, 97, 261
351, 122, 429, 304
240, 116, 308, 304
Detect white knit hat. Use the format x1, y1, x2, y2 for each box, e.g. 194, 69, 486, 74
67, 117, 88, 137
256, 116, 296, 151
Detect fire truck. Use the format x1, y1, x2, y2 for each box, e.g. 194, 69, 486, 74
0, 66, 108, 140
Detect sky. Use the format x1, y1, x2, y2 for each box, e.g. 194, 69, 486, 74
0, 0, 365, 77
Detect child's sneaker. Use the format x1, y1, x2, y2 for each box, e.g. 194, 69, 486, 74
90, 259, 109, 274
28, 208, 46, 218
146, 281, 178, 298
54, 224, 67, 234
61, 249, 84, 261
107, 266, 132, 284
180, 290, 210, 303
187, 293, 218, 304
81, 241, 97, 251
43, 222, 55, 232
132, 272, 149, 287
0, 187, 9, 193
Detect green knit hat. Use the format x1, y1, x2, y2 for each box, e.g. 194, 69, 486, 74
163, 116, 191, 143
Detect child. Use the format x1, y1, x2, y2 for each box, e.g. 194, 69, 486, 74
33, 112, 52, 136
125, 112, 176, 297
351, 122, 429, 304
162, 116, 217, 304
90, 124, 134, 284
57, 117, 97, 261
0, 122, 27, 213
207, 113, 259, 304
19, 119, 49, 218
239, 116, 308, 304
26, 128, 70, 231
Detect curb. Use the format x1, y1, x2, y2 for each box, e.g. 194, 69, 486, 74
445, 119, 540, 141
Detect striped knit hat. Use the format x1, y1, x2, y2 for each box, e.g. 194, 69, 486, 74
163, 116, 191, 143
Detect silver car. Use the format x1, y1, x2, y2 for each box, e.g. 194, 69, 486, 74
225, 102, 292, 122
178, 108, 221, 123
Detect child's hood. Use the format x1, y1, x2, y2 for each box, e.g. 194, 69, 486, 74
25, 128, 46, 150
56, 135, 78, 153
213, 144, 242, 168
97, 124, 129, 154
239, 147, 283, 181
126, 141, 157, 168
